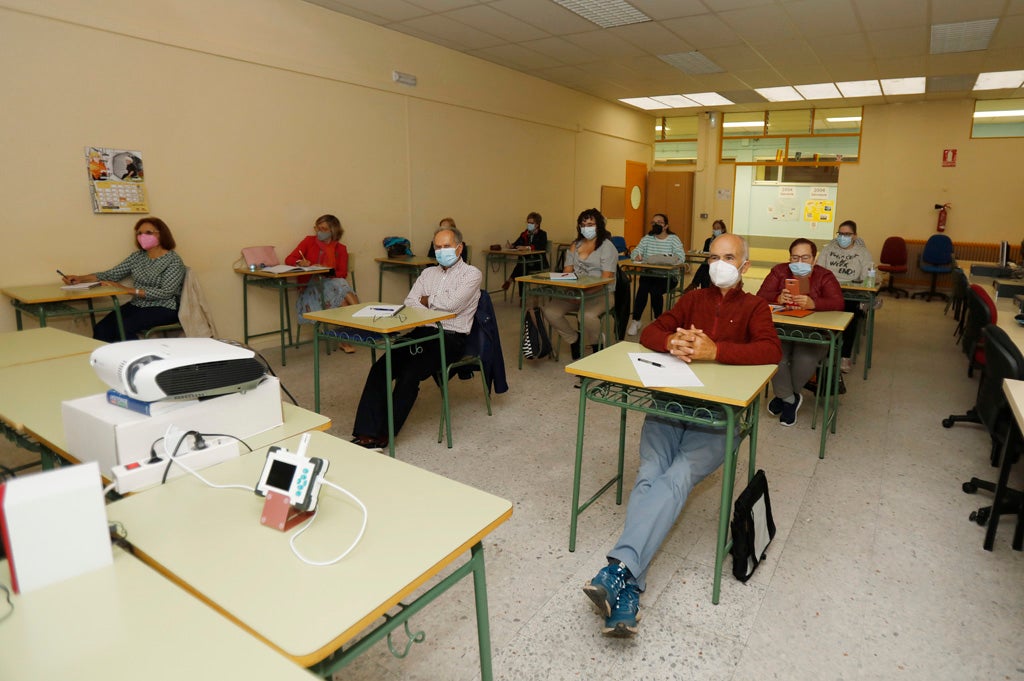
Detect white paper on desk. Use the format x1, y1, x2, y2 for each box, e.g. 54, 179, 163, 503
60, 282, 101, 290
549, 272, 578, 280
352, 304, 404, 318
629, 352, 704, 388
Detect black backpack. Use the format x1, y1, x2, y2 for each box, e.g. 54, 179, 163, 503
521, 307, 552, 360
730, 469, 776, 582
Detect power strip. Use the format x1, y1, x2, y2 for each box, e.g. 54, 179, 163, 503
112, 437, 241, 494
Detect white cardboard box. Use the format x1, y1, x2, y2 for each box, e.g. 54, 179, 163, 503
62, 377, 283, 478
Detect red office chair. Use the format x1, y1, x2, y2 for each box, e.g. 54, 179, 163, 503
877, 236, 909, 298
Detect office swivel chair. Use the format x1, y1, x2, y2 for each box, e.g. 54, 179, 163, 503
610, 235, 630, 260
959, 325, 1024, 549
947, 268, 969, 342
911, 234, 954, 302
877, 236, 909, 298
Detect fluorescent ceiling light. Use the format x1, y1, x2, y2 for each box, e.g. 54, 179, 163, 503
930, 18, 998, 54
658, 52, 724, 75
835, 80, 882, 97
619, 97, 665, 110
685, 92, 733, 106
795, 82, 842, 100
973, 110, 1024, 118
552, 0, 650, 29
650, 95, 699, 108
826, 117, 862, 122
974, 70, 1024, 90
722, 121, 764, 129
754, 86, 803, 102
880, 77, 926, 95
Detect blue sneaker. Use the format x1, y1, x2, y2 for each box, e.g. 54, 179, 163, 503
603, 582, 641, 637
583, 562, 630, 617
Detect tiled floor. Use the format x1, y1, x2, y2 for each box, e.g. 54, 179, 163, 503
3, 291, 1023, 680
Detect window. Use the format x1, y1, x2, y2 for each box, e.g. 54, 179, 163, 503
972, 99, 1024, 139
654, 115, 698, 164
720, 107, 862, 164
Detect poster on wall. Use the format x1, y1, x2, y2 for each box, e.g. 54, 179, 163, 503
85, 147, 149, 213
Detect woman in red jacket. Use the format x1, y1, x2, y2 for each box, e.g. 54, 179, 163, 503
756, 238, 844, 427
286, 214, 359, 353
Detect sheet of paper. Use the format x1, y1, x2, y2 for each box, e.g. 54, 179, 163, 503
60, 282, 101, 290
352, 304, 404, 318
260, 265, 327, 274
629, 352, 704, 388
549, 272, 577, 280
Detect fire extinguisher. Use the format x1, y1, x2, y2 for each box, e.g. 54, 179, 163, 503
935, 203, 951, 232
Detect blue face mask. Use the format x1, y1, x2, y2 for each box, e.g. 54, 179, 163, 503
435, 247, 459, 267
580, 226, 597, 240
789, 261, 812, 277
836, 234, 853, 248
527, 223, 536, 232
316, 231, 331, 242
712, 228, 724, 237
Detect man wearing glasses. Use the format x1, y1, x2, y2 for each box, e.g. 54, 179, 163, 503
819, 220, 876, 373
756, 238, 844, 426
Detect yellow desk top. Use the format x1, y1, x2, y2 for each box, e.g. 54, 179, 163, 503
1003, 379, 1024, 432
565, 340, 777, 408
108, 430, 513, 666
1, 282, 124, 304
373, 255, 437, 267
0, 549, 316, 681
620, 261, 686, 272
0, 327, 104, 369
301, 302, 454, 334
486, 248, 542, 256
233, 266, 330, 279
516, 272, 614, 290
772, 309, 854, 332
839, 281, 882, 293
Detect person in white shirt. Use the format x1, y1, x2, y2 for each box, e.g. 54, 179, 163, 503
626, 213, 685, 336
351, 225, 482, 450
819, 219, 875, 373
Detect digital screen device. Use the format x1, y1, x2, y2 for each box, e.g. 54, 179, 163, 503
254, 441, 328, 512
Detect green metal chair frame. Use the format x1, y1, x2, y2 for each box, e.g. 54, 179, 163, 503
436, 354, 493, 444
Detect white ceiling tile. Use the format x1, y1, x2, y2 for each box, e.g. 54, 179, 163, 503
853, 0, 927, 31
782, 0, 860, 36
608, 21, 695, 54
927, 52, 987, 76
562, 30, 648, 57
719, 5, 802, 41
866, 27, 929, 58
444, 5, 550, 42
930, 0, 1006, 24
626, 0, 709, 21
487, 0, 595, 33
685, 72, 751, 91
874, 55, 929, 78
662, 13, 743, 48
407, 0, 479, 10
773, 64, 833, 84
750, 39, 818, 66
699, 45, 770, 71
730, 68, 792, 88
314, 0, 429, 22
805, 32, 870, 58
520, 36, 599, 65
395, 14, 506, 49
473, 44, 565, 70
991, 14, 1024, 48
701, 0, 776, 11
825, 59, 880, 81
981, 47, 1024, 71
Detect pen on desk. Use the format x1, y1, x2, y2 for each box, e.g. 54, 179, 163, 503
369, 307, 395, 312
56, 269, 66, 278
637, 357, 663, 368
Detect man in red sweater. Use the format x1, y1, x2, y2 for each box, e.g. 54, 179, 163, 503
583, 234, 781, 637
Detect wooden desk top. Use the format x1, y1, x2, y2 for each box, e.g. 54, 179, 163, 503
301, 302, 454, 334
772, 309, 854, 332
619, 260, 686, 272
108, 431, 513, 666
515, 272, 614, 290
485, 248, 543, 256
565, 341, 776, 408
0, 549, 316, 681
1, 282, 124, 304
233, 266, 330, 279
1003, 379, 1024, 432
839, 281, 882, 293
373, 255, 437, 267
0, 327, 104, 369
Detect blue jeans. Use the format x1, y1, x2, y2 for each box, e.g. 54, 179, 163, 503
607, 412, 728, 591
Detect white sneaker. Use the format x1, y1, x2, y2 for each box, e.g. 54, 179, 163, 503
841, 358, 852, 373
626, 319, 641, 336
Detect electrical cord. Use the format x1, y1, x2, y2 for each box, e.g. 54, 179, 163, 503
159, 431, 254, 485
217, 338, 299, 406
0, 584, 12, 624
288, 479, 368, 567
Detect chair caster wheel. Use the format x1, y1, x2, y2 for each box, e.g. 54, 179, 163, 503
942, 418, 954, 428
969, 507, 990, 526
963, 481, 978, 494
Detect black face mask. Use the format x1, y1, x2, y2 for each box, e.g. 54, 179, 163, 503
651, 224, 664, 235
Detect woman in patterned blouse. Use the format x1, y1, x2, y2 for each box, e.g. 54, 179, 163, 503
62, 217, 185, 342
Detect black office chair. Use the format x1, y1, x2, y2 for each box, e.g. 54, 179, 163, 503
959, 325, 1024, 548
947, 268, 969, 342
911, 234, 954, 302
944, 287, 997, 430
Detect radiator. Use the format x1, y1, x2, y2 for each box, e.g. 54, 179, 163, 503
900, 240, 1019, 292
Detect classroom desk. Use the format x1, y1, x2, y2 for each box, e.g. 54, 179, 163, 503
2, 282, 126, 341
771, 310, 853, 459
618, 260, 687, 314
564, 341, 776, 604
374, 255, 436, 299
983, 378, 1024, 550
0, 327, 104, 369
236, 266, 331, 366
302, 303, 456, 457
686, 250, 710, 264
514, 273, 614, 368
0, 548, 318, 681
839, 280, 882, 380
107, 430, 513, 680
482, 248, 546, 300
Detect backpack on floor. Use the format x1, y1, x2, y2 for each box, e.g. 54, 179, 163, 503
521, 306, 552, 360
730, 469, 776, 582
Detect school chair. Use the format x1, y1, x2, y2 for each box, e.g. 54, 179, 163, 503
877, 236, 909, 298
911, 234, 954, 302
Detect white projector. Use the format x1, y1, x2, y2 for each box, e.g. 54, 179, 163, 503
90, 338, 267, 402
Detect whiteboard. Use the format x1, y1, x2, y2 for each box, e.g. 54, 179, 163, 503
735, 179, 838, 239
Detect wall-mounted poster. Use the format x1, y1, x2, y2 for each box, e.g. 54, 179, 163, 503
85, 147, 149, 213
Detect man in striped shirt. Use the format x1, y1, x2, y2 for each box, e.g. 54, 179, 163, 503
351, 225, 482, 450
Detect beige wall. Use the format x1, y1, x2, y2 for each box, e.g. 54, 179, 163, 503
0, 0, 652, 337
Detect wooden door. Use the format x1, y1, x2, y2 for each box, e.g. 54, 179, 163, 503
646, 171, 694, 249
624, 161, 647, 248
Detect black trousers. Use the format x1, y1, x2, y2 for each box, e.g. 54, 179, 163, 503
841, 299, 864, 359
632, 275, 677, 321
93, 302, 179, 342
352, 327, 467, 441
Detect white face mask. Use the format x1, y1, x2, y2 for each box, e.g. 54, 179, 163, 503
526, 223, 536, 232
709, 259, 743, 288
580, 226, 597, 240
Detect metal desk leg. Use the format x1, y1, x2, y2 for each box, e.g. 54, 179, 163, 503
712, 409, 737, 605
14, 307, 23, 331
863, 292, 875, 380
470, 543, 495, 681
242, 275, 251, 346
377, 265, 384, 301
313, 322, 322, 412
518, 286, 528, 370
384, 335, 396, 458
569, 377, 590, 552
277, 281, 289, 366
438, 324, 453, 449
111, 297, 126, 341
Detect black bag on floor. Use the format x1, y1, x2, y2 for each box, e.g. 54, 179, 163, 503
522, 307, 551, 360
730, 469, 776, 582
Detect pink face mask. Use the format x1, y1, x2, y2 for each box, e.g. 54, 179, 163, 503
137, 233, 159, 250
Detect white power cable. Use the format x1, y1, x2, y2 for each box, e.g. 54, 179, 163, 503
288, 479, 368, 567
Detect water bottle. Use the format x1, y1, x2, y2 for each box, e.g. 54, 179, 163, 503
865, 262, 876, 287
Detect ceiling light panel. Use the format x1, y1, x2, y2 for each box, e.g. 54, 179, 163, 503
835, 80, 882, 97
552, 0, 650, 29
794, 82, 842, 99
930, 18, 998, 54
658, 51, 724, 75
754, 86, 803, 102
974, 70, 1024, 90
619, 97, 668, 110
973, 110, 1024, 118
650, 95, 699, 108
880, 77, 926, 95
685, 92, 734, 106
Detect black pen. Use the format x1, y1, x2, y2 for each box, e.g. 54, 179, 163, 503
56, 269, 66, 278
637, 357, 663, 368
